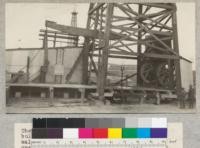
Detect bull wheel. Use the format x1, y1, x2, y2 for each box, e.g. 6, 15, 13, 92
140, 63, 156, 84
156, 63, 171, 87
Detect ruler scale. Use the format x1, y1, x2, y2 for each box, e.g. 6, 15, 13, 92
31, 139, 168, 148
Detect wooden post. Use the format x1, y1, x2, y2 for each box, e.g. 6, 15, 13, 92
49, 87, 54, 106
40, 29, 48, 83
98, 4, 114, 102
82, 4, 94, 84
44, 29, 48, 67
172, 6, 182, 108
26, 56, 30, 83
156, 92, 161, 105
79, 88, 86, 104
137, 4, 143, 86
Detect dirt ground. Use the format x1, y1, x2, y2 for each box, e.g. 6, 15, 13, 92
6, 97, 196, 114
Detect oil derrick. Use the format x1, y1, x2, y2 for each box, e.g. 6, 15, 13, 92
71, 11, 78, 27
43, 3, 182, 100
68, 10, 78, 46
81, 3, 181, 100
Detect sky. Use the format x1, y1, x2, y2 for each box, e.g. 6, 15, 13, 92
5, 3, 196, 72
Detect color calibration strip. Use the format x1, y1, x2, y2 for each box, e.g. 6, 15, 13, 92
32, 118, 167, 139
33, 118, 167, 128
30, 123, 183, 148
32, 127, 167, 139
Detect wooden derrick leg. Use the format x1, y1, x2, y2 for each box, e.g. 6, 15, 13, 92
82, 4, 94, 84
172, 7, 182, 108
98, 4, 114, 102
137, 4, 143, 86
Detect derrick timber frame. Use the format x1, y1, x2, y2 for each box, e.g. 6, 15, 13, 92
80, 3, 182, 100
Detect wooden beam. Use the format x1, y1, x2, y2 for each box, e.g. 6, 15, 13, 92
143, 53, 179, 59
115, 3, 138, 16
113, 73, 137, 85
137, 21, 177, 55
118, 40, 137, 54
46, 20, 98, 38
89, 3, 104, 15
111, 25, 139, 32
143, 6, 151, 14
66, 50, 83, 82
141, 12, 172, 37
45, 20, 124, 40
160, 15, 172, 31
126, 4, 139, 16
6, 46, 82, 51
144, 42, 167, 52
89, 55, 98, 75
110, 36, 172, 49
40, 29, 74, 36
144, 12, 173, 31
91, 53, 137, 60
39, 33, 78, 40
137, 3, 176, 10
109, 50, 138, 56
117, 4, 170, 21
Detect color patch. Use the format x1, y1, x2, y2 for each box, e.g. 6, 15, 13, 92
125, 118, 138, 128
111, 118, 125, 128
122, 128, 137, 138
151, 128, 167, 138
63, 128, 79, 139
137, 128, 150, 138
93, 128, 108, 138
32, 128, 47, 139
85, 118, 100, 128
108, 128, 122, 139
98, 118, 113, 128
138, 118, 152, 128
47, 128, 63, 139
47, 118, 85, 128
33, 118, 46, 128
152, 118, 167, 128
79, 128, 93, 138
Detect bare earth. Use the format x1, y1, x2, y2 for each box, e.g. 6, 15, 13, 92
6, 97, 196, 114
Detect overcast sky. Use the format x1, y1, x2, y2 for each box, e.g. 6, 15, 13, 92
6, 3, 195, 71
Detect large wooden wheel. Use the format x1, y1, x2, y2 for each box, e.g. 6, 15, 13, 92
140, 63, 156, 84
156, 62, 174, 88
